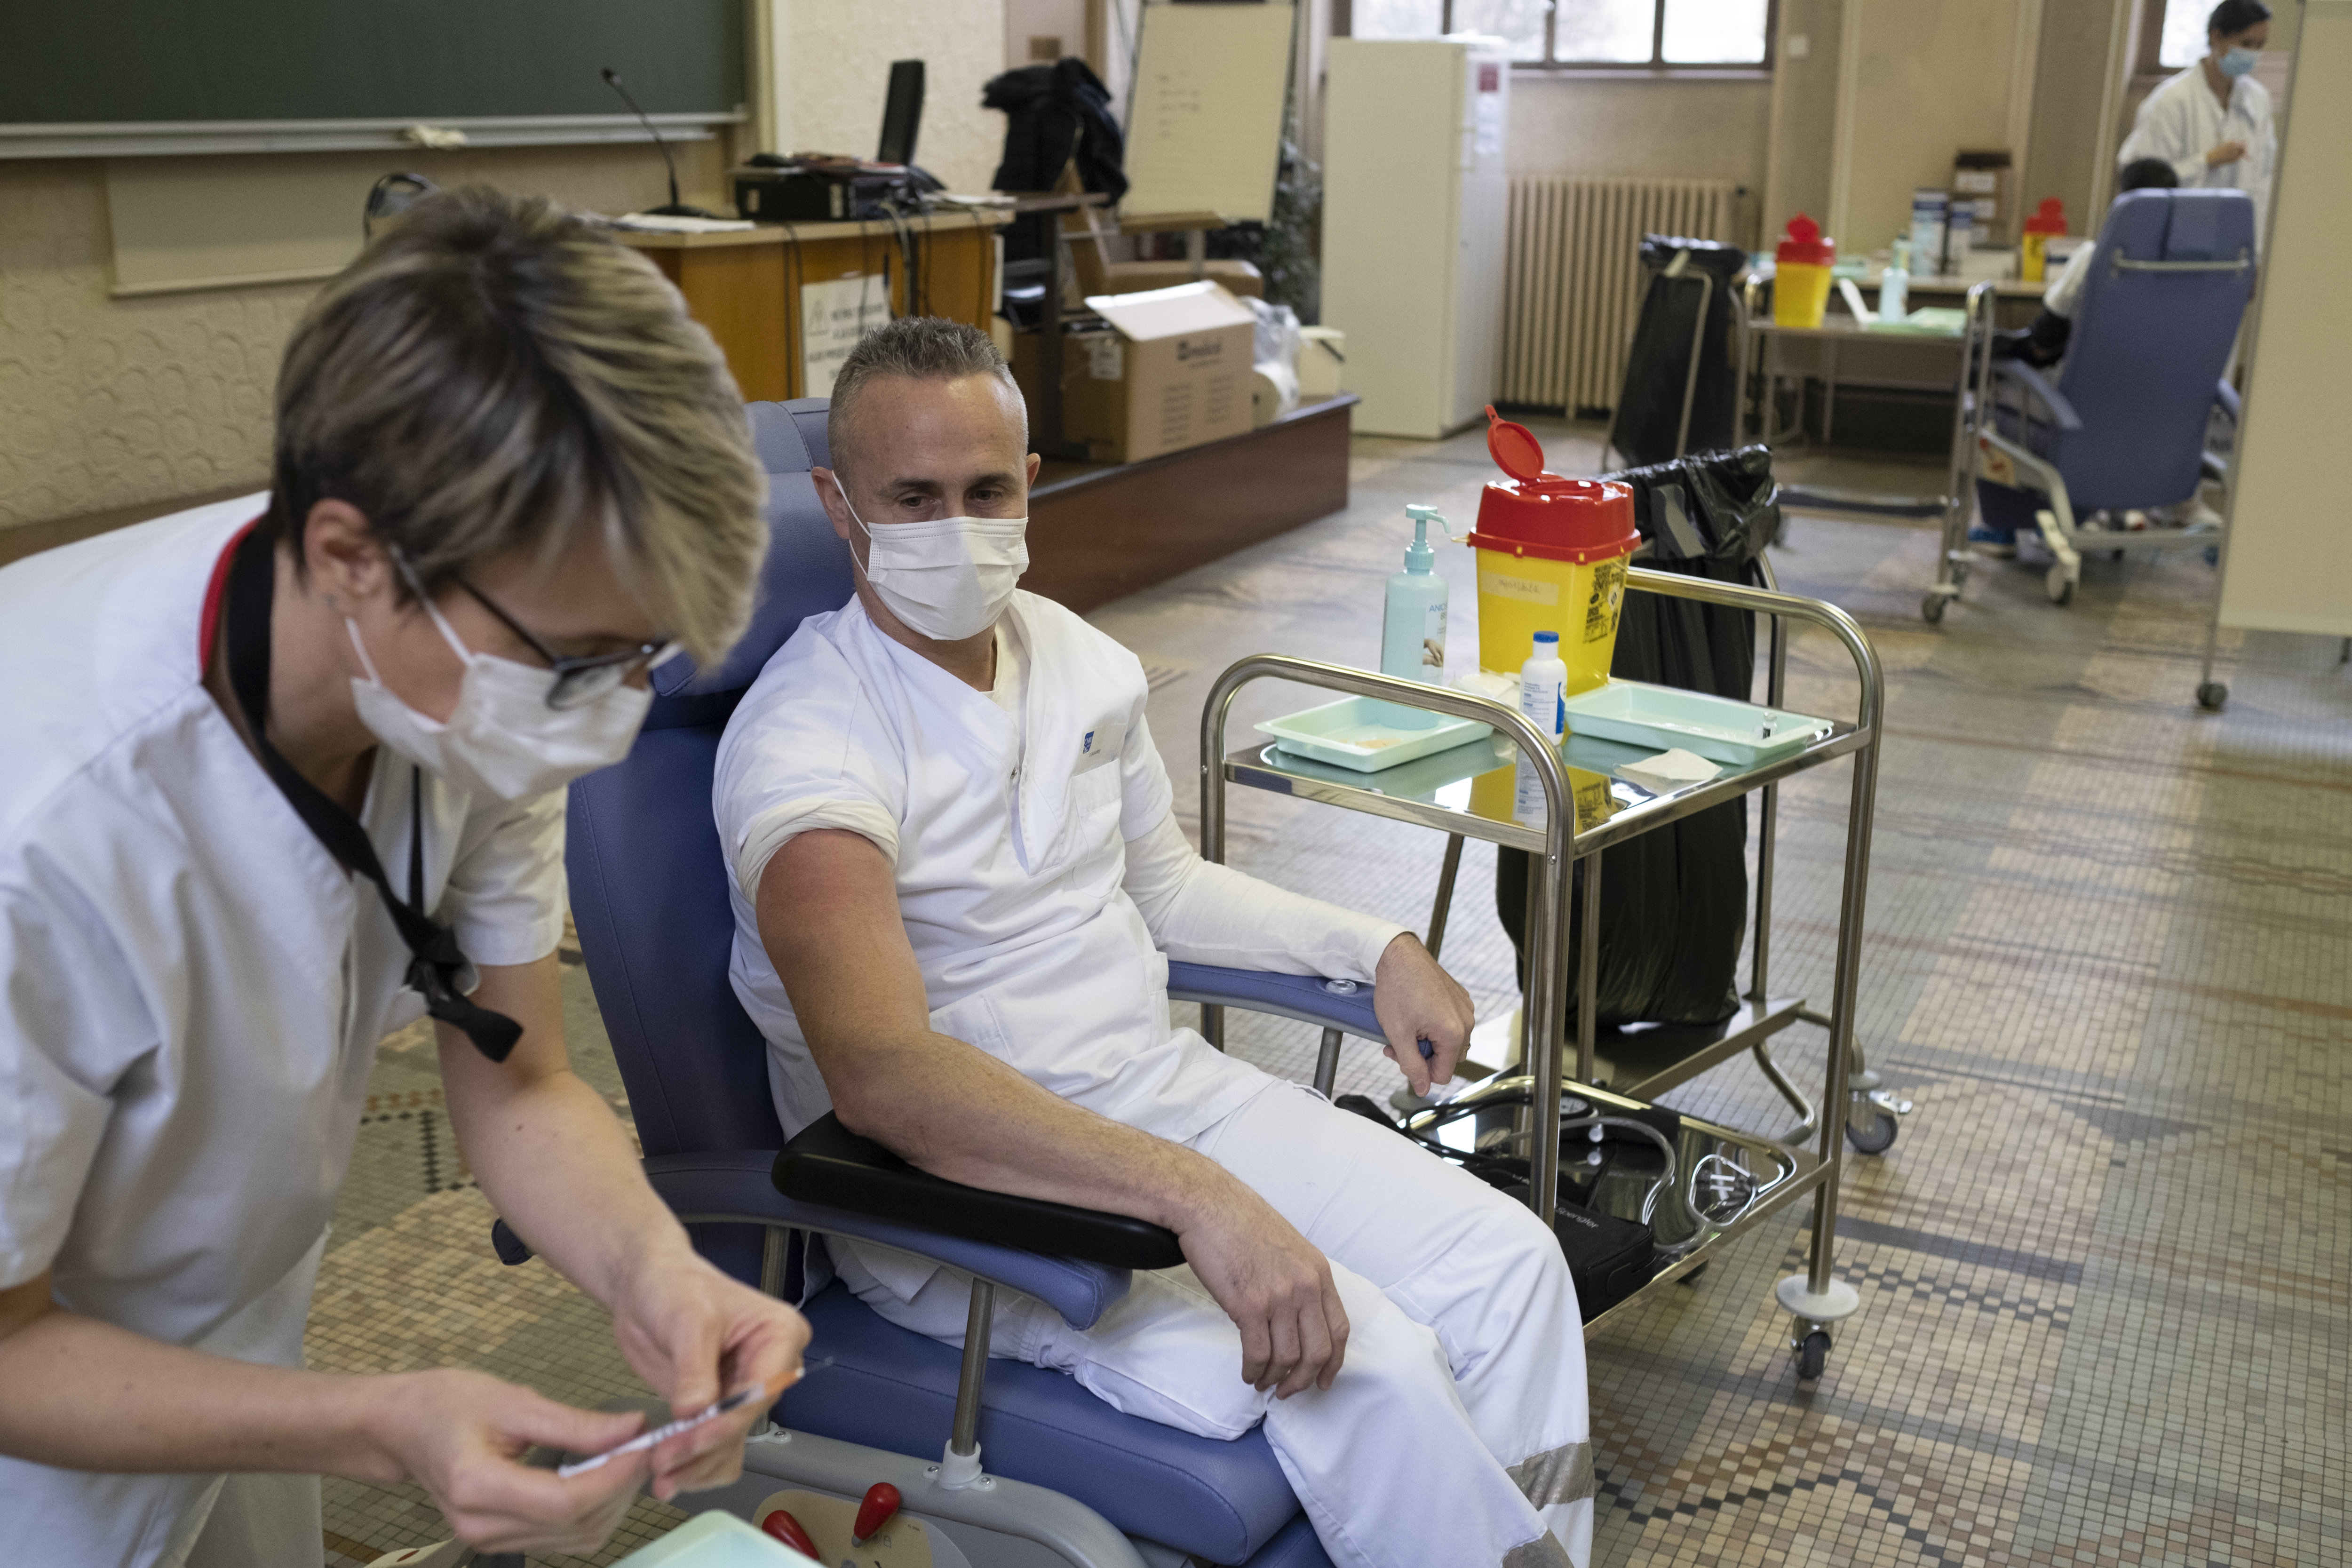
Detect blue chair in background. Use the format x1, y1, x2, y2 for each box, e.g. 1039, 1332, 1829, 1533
1966, 187, 2253, 607
521, 398, 1401, 1567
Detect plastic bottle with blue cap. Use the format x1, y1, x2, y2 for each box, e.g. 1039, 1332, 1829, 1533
1512, 631, 1568, 823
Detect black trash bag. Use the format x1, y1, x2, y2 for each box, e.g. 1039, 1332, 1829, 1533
1607, 236, 1748, 467
984, 59, 1128, 264
1496, 446, 1780, 1031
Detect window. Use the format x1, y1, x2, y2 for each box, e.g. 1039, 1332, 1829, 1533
2152, 0, 2213, 67
1347, 0, 1773, 68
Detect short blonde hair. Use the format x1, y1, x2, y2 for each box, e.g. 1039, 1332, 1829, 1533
269, 185, 766, 664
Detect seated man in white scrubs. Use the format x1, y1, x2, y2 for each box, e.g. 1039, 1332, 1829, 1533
0, 189, 808, 1567
716, 318, 1591, 1568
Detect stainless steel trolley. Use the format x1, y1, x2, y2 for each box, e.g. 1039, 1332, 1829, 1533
1196, 566, 1886, 1372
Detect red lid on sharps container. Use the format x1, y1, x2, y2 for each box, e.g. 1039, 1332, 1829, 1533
1775, 212, 1834, 267
2023, 197, 2067, 236
1468, 406, 1638, 566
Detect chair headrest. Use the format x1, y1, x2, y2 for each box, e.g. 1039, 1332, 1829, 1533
645, 398, 855, 730
2101, 187, 2255, 264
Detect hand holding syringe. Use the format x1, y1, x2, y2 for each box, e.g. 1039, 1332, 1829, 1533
555, 1358, 835, 1479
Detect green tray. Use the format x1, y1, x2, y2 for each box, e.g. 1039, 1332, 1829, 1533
1563, 679, 1831, 766
1258, 694, 1495, 773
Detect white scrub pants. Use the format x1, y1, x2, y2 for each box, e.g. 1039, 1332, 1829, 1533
833, 1082, 1593, 1568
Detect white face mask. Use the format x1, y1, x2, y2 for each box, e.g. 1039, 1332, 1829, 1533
835, 474, 1028, 642
345, 578, 652, 801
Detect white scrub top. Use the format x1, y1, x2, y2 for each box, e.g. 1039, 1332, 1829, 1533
2118, 64, 2274, 251
716, 592, 1286, 1149
0, 498, 568, 1566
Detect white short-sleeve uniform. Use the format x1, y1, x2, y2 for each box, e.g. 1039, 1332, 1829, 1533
2118, 65, 2275, 252
0, 501, 567, 1568
716, 592, 1593, 1568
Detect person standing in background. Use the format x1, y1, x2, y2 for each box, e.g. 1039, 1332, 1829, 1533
2119, 0, 2276, 251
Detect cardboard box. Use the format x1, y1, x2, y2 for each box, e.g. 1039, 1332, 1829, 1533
1952, 150, 2018, 245
1074, 282, 1258, 464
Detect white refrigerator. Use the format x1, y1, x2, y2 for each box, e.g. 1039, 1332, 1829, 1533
1322, 36, 1511, 439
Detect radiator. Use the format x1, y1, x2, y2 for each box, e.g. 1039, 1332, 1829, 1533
1499, 178, 1741, 417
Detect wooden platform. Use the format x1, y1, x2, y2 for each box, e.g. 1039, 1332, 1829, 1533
1024, 394, 1358, 614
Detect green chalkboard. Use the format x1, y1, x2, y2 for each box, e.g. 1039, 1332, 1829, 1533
0, 0, 744, 124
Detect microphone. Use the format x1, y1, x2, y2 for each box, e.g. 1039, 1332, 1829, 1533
602, 68, 720, 218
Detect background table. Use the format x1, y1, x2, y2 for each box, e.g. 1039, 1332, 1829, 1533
618, 211, 1009, 402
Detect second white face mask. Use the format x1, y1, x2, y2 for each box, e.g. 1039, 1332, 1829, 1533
835, 474, 1028, 641
346, 581, 651, 801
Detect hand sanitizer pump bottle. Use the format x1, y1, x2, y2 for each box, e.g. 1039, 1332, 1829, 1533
1377, 504, 1451, 729
1881, 237, 1910, 323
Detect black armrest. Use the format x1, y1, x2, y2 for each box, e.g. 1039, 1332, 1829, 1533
774, 1113, 1186, 1272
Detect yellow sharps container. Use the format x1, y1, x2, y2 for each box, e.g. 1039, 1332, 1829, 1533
1771, 213, 1835, 330
1467, 406, 1641, 696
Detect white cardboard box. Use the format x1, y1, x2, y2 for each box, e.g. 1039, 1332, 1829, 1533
1080, 281, 1258, 463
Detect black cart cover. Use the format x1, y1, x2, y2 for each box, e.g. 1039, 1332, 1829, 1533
1497, 445, 1782, 1029
1606, 236, 1749, 467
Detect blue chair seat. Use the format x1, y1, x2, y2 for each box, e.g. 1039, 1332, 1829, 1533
779, 1282, 1307, 1566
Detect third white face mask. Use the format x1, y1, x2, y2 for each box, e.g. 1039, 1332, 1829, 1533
835, 474, 1028, 642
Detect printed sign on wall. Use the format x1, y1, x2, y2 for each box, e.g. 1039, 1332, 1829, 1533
802, 274, 893, 398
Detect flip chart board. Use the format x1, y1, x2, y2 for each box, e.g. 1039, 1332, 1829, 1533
1120, 2, 1297, 225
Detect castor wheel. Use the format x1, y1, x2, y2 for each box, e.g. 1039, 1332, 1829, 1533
1796, 1328, 1830, 1381
2045, 565, 2075, 605
1845, 1106, 1899, 1154
1921, 593, 1946, 624
2196, 681, 2228, 711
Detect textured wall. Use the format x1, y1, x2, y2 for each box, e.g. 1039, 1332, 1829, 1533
0, 140, 722, 536
0, 161, 311, 533
784, 0, 1005, 194
1509, 75, 1773, 196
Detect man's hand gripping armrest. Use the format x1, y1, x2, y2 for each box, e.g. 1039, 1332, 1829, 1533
760, 828, 1350, 1399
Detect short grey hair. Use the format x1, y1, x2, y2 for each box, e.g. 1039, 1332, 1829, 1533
268, 185, 768, 665
827, 317, 1025, 477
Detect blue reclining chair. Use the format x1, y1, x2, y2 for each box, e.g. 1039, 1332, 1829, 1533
532, 398, 1403, 1567
1968, 186, 2253, 606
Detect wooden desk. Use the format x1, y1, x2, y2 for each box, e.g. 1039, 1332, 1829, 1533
617, 211, 1010, 401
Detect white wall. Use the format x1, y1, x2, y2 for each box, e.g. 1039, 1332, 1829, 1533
1828, 0, 2043, 251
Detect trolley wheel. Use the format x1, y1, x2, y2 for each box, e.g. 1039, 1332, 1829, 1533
1796, 1329, 1830, 1381
2196, 681, 2228, 711
1921, 593, 1946, 624
1845, 1106, 1899, 1154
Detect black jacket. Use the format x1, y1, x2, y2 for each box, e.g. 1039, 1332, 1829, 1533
984, 59, 1128, 201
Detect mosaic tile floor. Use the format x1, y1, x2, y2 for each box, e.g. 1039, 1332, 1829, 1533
310, 421, 2349, 1567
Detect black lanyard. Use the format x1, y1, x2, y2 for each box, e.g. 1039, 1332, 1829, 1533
224, 529, 523, 1063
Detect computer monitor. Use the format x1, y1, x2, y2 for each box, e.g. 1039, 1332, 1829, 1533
878, 60, 923, 167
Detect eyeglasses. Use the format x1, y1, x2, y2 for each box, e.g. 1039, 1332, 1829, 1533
456, 580, 679, 710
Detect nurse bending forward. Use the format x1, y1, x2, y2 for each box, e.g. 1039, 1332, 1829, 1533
717, 318, 1592, 1568
0, 190, 809, 1566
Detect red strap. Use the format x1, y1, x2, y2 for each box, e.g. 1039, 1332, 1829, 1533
198, 517, 264, 666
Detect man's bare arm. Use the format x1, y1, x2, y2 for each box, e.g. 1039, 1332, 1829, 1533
757, 828, 1348, 1396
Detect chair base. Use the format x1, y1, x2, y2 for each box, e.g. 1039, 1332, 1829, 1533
604, 1416, 1336, 1568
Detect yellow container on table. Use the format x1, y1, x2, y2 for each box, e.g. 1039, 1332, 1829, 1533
2020, 196, 2066, 284
1466, 407, 1642, 696
1772, 213, 1835, 329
